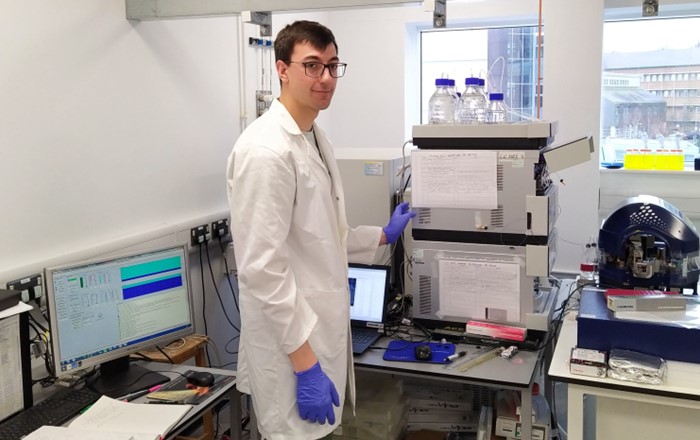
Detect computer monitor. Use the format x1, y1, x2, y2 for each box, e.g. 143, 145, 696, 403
45, 245, 195, 397
348, 264, 390, 326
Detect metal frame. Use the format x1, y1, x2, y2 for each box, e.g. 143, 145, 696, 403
125, 0, 421, 20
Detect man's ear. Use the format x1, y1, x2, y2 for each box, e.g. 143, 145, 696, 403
276, 60, 289, 84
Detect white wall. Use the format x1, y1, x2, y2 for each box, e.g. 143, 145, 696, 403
0, 1, 242, 369
542, 0, 604, 271
0, 1, 239, 281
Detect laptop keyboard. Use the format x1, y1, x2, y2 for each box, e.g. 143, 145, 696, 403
352, 329, 379, 345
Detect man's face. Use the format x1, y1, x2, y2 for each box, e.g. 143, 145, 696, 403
278, 41, 339, 112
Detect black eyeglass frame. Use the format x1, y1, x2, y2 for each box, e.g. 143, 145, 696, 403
288, 61, 348, 78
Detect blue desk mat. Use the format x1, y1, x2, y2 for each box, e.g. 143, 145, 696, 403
382, 341, 456, 364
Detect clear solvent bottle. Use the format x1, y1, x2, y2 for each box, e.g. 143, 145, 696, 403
428, 78, 455, 125
457, 77, 484, 124
486, 93, 507, 124
531, 383, 552, 437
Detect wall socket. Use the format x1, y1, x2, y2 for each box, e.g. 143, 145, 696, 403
6, 274, 43, 303
190, 224, 210, 247
211, 218, 230, 240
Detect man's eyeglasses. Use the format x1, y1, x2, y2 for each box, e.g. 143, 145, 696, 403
289, 61, 348, 78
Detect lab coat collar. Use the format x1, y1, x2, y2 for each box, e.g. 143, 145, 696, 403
270, 98, 306, 136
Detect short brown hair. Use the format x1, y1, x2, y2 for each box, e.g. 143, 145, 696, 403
274, 21, 338, 63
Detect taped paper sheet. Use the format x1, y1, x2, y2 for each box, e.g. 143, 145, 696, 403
437, 259, 520, 322
411, 149, 498, 209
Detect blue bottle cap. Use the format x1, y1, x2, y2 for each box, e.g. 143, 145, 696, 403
489, 93, 504, 100
465, 77, 479, 85
435, 78, 450, 86
479, 78, 486, 86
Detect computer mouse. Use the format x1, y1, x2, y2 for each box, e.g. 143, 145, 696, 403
414, 344, 432, 361
186, 371, 215, 388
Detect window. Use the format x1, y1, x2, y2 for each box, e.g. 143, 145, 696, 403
420, 26, 541, 123
601, 17, 700, 168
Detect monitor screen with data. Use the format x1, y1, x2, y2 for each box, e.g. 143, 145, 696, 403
45, 245, 194, 395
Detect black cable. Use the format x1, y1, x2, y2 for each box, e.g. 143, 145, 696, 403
31, 306, 57, 378
199, 243, 213, 367
205, 243, 241, 333
531, 281, 612, 353
28, 311, 48, 333
402, 173, 412, 193
225, 335, 240, 355
27, 321, 43, 342
155, 345, 174, 364
130, 352, 154, 362
218, 236, 241, 314
217, 359, 239, 369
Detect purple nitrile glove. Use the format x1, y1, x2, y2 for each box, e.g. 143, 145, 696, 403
383, 202, 417, 244
295, 362, 340, 425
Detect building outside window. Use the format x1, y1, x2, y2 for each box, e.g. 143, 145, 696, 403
601, 17, 700, 167
420, 26, 542, 124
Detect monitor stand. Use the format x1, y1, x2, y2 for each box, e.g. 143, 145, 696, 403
88, 356, 170, 398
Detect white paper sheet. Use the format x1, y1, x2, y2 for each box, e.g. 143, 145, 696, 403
22, 425, 157, 440
0, 314, 24, 421
0, 301, 32, 319
437, 259, 521, 322
69, 395, 191, 436
411, 149, 498, 209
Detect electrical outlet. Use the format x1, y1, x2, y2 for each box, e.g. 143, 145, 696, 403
190, 224, 210, 247
211, 219, 230, 240
6, 274, 42, 303
256, 90, 273, 117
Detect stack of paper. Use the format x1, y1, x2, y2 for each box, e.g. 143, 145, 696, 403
22, 396, 191, 440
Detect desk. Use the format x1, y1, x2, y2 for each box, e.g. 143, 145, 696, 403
136, 336, 213, 440
356, 337, 543, 439
548, 313, 700, 439
135, 363, 241, 440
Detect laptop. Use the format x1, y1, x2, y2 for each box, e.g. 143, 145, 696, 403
348, 263, 391, 355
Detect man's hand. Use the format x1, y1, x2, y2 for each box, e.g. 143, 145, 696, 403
295, 362, 340, 425
383, 202, 417, 244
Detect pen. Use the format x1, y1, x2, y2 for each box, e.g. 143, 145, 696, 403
445, 350, 467, 363
120, 389, 151, 402
119, 384, 165, 402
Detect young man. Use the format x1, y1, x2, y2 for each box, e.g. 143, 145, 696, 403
226, 21, 415, 439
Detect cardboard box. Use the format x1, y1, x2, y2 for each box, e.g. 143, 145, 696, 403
406, 421, 479, 432
405, 430, 446, 440
495, 416, 548, 440
407, 410, 477, 424
577, 290, 700, 363
569, 347, 607, 378
466, 321, 527, 342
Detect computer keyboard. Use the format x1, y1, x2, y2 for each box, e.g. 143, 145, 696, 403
0, 387, 102, 440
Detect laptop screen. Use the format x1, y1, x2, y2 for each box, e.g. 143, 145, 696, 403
348, 264, 390, 325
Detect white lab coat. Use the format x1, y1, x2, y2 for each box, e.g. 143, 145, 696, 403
226, 99, 382, 440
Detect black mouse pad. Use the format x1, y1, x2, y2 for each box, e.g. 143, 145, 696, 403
383, 341, 455, 364
147, 370, 235, 404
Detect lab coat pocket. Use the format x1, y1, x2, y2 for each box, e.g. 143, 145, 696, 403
301, 287, 348, 358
